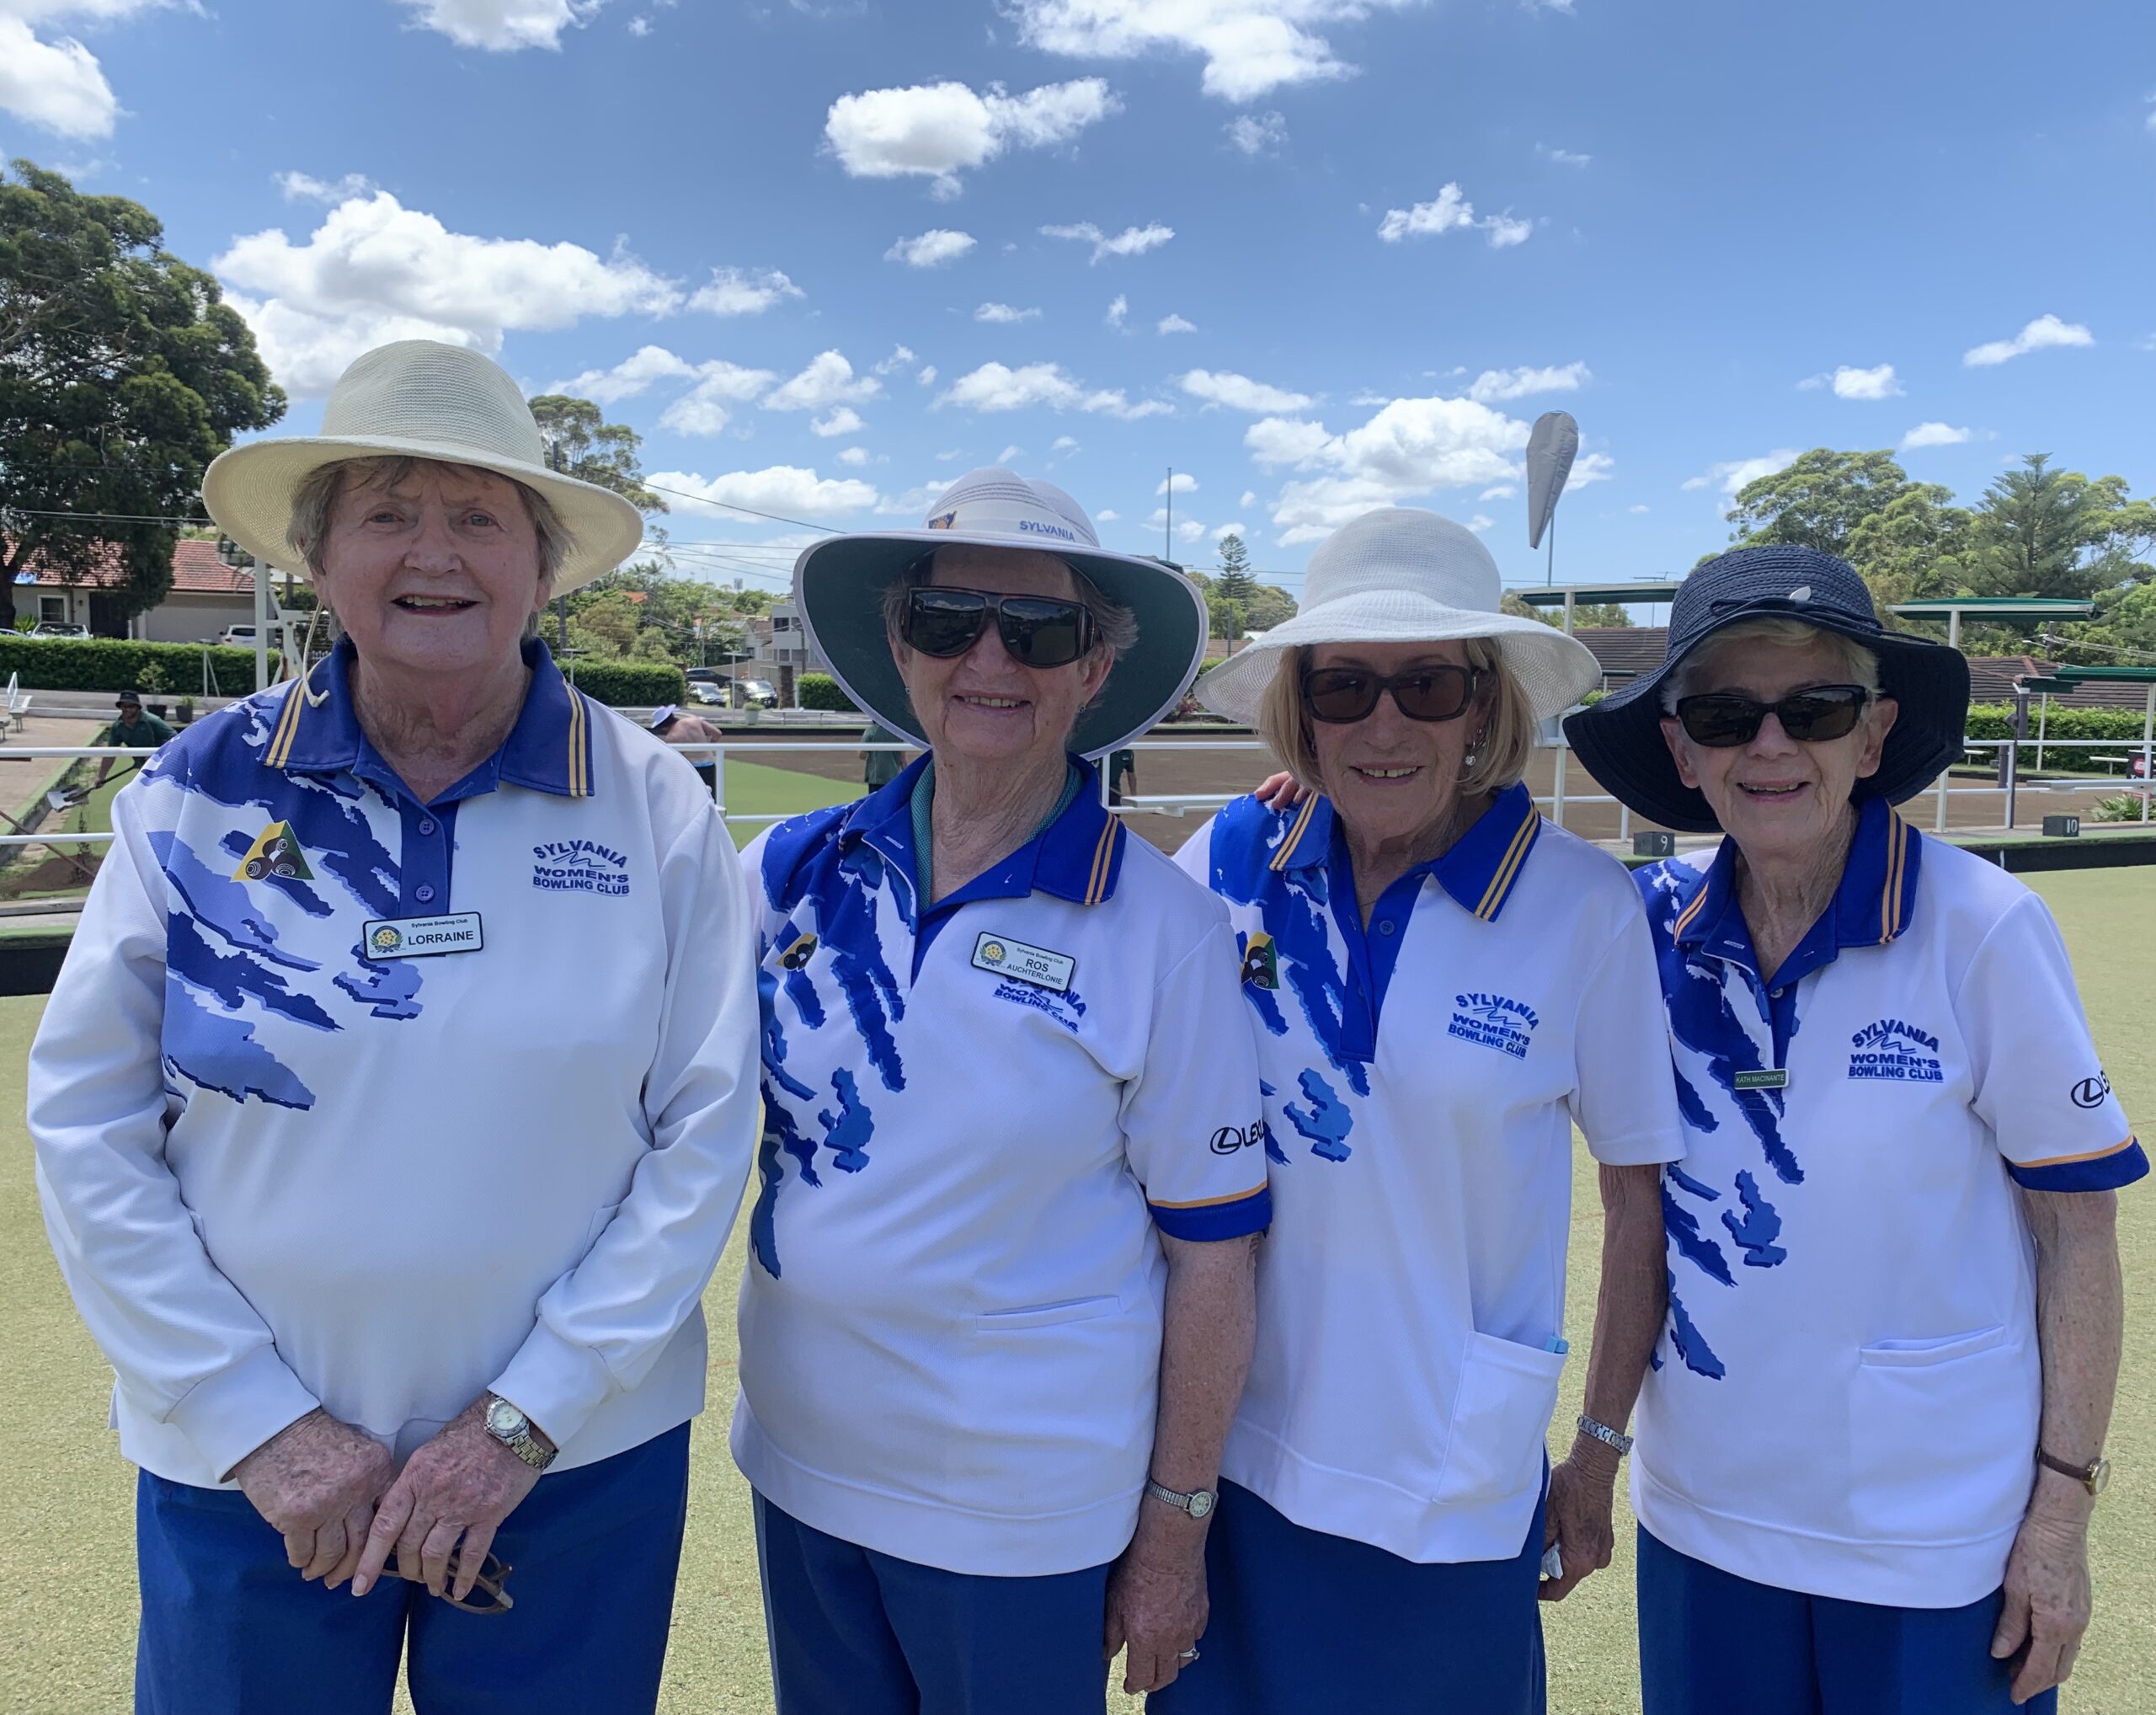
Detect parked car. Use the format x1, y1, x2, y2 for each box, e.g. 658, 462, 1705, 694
685, 666, 722, 685
687, 682, 727, 706
737, 678, 779, 708
218, 625, 259, 648
25, 621, 89, 638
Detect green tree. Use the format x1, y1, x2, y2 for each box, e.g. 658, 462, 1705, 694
1206, 593, 1245, 643
0, 160, 285, 619
1240, 584, 1296, 631
527, 394, 667, 516
1965, 455, 2155, 601
1214, 533, 1257, 603
1726, 449, 1927, 562
1846, 487, 1979, 616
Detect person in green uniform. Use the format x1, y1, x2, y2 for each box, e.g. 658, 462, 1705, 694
861, 720, 907, 788
92, 692, 177, 787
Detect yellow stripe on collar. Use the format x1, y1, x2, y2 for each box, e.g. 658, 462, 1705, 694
1881, 811, 1909, 942
565, 688, 589, 799
1084, 815, 1120, 905
1473, 799, 1540, 921
1671, 878, 1713, 941
1269, 794, 1319, 872
265, 676, 307, 770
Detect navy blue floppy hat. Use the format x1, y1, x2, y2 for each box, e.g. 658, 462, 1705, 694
1562, 544, 1971, 834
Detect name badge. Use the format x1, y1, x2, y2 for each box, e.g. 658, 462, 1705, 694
973, 931, 1075, 993
364, 912, 484, 960
1732, 1068, 1790, 1092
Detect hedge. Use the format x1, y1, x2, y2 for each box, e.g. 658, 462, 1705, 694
1965, 702, 2153, 742
562, 660, 686, 708
0, 636, 276, 697
796, 672, 862, 713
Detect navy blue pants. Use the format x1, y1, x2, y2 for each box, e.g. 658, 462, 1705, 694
1149, 1479, 1549, 1715
135, 1423, 691, 1715
753, 1492, 1113, 1715
1636, 1526, 2056, 1715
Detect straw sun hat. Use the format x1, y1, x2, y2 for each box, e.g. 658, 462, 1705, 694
201, 340, 645, 594
793, 466, 1208, 759
1197, 508, 1602, 726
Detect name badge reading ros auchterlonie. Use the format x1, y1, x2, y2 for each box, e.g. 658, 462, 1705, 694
1732, 1068, 1790, 1092
972, 931, 1075, 993
363, 913, 485, 960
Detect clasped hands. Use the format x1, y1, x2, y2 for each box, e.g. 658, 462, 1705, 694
231, 1396, 548, 1605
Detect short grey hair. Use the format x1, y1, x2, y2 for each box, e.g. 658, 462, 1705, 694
879, 551, 1139, 662
286, 456, 572, 588
1663, 617, 1882, 713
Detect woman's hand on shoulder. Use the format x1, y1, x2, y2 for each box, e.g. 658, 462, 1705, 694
1252, 772, 1310, 812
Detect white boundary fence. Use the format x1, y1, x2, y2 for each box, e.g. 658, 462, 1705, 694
0, 729, 2147, 863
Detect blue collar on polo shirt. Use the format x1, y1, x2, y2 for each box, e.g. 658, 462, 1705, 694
265, 637, 598, 805
837, 751, 1125, 970
1673, 793, 1922, 989
1271, 781, 1543, 1061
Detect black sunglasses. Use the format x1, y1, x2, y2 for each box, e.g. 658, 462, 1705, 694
1673, 684, 1871, 747
901, 586, 1097, 669
1302, 665, 1484, 725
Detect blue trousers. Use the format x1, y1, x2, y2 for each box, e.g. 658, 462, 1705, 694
1149, 1479, 1549, 1715
135, 1423, 690, 1715
753, 1491, 1113, 1715
1636, 1526, 2056, 1715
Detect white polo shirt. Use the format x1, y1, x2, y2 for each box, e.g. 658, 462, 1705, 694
733, 756, 1271, 1578
1176, 785, 1685, 1564
28, 640, 761, 1490
1634, 795, 2146, 1608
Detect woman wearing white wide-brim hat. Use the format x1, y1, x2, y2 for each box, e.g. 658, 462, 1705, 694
734, 467, 1271, 1711
1152, 507, 1687, 1715
28, 339, 762, 1713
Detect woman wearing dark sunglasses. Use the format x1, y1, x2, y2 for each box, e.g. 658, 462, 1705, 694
1153, 508, 1687, 1715
1566, 544, 2142, 1715
733, 469, 1274, 1712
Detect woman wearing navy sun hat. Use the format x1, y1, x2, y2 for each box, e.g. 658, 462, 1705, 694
1566, 544, 2144, 1715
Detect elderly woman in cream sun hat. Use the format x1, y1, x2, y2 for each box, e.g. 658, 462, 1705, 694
1152, 507, 1687, 1715
28, 339, 761, 1715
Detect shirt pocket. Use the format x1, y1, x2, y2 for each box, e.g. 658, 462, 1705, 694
1432, 1330, 1568, 1510
1849, 1324, 2033, 1542
972, 1295, 1121, 1333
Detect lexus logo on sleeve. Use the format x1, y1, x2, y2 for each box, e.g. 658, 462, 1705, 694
2071, 1073, 2112, 1110
1210, 1121, 1264, 1155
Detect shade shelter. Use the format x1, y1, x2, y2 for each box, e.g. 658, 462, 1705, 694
1888, 596, 2094, 650
2021, 665, 2156, 825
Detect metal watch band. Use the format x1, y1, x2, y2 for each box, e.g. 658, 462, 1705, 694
484, 1395, 557, 1472
1577, 1414, 1635, 1457
1145, 1478, 1216, 1519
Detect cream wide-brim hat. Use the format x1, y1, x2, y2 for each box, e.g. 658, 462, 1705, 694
1198, 507, 1603, 726
202, 339, 646, 594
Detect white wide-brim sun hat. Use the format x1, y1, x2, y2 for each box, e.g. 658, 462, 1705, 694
1198, 507, 1603, 726
793, 466, 1209, 759
202, 339, 646, 594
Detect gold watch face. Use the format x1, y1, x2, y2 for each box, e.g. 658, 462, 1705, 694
2089, 1457, 2111, 1496
487, 1398, 526, 1439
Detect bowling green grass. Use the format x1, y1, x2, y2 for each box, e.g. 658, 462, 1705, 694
0, 867, 2148, 1713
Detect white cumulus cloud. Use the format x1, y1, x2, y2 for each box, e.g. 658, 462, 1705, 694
1040, 220, 1176, 263
1962, 313, 2095, 367
763, 350, 880, 413
0, 0, 184, 140
1010, 0, 1423, 103
396, 0, 609, 52
975, 302, 1042, 323
1179, 368, 1315, 414
647, 465, 881, 521
1481, 484, 1517, 500
1157, 313, 1197, 334
1467, 362, 1588, 403
812, 407, 866, 438
1246, 389, 1532, 541
1536, 142, 1590, 167
937, 361, 1171, 419
1225, 110, 1289, 155
1901, 421, 1972, 449
216, 187, 680, 397
1800, 362, 1902, 399
659, 361, 782, 437
278, 170, 375, 203
825, 78, 1118, 195
1106, 294, 1129, 329
1377, 183, 1534, 248
1570, 451, 1614, 487
836, 446, 872, 467
885, 228, 976, 268
552, 344, 700, 403
1683, 449, 1800, 504
1158, 472, 1198, 495
689, 266, 803, 317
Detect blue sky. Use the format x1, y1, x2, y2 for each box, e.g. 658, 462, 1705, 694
4, 0, 2150, 600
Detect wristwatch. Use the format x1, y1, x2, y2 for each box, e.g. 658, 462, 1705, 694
1577, 1413, 1635, 1458
2036, 1446, 2110, 1498
1145, 1478, 1217, 1520
483, 1395, 558, 1472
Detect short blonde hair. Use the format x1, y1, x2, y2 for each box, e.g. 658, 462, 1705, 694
1663, 617, 1881, 712
1257, 638, 1537, 798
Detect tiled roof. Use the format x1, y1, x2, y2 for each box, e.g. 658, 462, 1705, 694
9, 537, 257, 596
1572, 626, 1668, 681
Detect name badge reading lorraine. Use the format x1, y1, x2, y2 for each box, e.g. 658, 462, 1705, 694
364, 912, 484, 960
973, 931, 1075, 993
1732, 1068, 1789, 1092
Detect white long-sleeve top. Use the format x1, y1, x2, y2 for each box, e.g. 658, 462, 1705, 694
28, 640, 760, 1488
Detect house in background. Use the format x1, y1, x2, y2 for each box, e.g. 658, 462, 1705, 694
10, 539, 302, 642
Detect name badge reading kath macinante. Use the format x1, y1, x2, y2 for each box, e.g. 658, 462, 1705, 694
363, 912, 485, 961
1732, 1068, 1790, 1092
973, 931, 1075, 993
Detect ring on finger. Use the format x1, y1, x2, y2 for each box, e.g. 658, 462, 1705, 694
1178, 1648, 1200, 1662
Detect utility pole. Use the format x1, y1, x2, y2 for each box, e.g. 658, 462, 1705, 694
548, 441, 570, 650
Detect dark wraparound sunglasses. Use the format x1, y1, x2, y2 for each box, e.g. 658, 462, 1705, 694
1302, 665, 1484, 724
901, 586, 1097, 669
379, 1552, 515, 1616
1673, 684, 1872, 747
